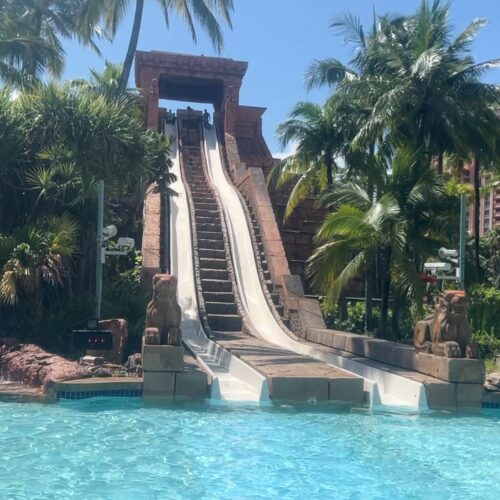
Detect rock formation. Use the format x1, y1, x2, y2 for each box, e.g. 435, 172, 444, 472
0, 344, 90, 392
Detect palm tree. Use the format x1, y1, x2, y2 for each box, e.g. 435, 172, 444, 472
0, 83, 175, 294
0, 5, 61, 86
304, 11, 400, 331
0, 0, 107, 87
0, 215, 78, 313
268, 96, 366, 219
308, 150, 448, 338
84, 0, 234, 92
353, 0, 500, 170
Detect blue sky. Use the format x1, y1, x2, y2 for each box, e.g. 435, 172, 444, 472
62, 0, 500, 155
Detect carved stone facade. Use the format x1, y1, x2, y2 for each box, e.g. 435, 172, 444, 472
135, 51, 325, 290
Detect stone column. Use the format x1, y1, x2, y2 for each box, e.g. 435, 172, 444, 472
222, 83, 240, 135
146, 78, 159, 131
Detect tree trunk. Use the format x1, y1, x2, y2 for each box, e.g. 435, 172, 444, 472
364, 251, 373, 333
365, 146, 375, 333
473, 158, 482, 282
437, 151, 444, 175
339, 291, 348, 322
118, 0, 144, 92
325, 155, 334, 191
391, 297, 401, 340
380, 247, 392, 338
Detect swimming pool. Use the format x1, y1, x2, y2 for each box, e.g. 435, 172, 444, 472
0, 399, 498, 499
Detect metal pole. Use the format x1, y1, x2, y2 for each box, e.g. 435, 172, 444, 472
95, 179, 104, 320
459, 192, 467, 290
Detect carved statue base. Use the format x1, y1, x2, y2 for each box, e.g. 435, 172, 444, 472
142, 274, 184, 397
416, 352, 485, 384
142, 341, 184, 373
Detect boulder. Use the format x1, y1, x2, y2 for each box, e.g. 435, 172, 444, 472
0, 344, 90, 392
485, 372, 500, 391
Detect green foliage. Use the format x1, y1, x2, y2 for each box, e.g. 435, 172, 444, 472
479, 228, 500, 289
324, 301, 375, 334
6, 294, 95, 352
102, 252, 148, 355
0, 81, 174, 351
469, 285, 500, 337
0, 215, 78, 307
0, 0, 104, 87
323, 300, 415, 341
472, 331, 500, 360
273, 0, 500, 338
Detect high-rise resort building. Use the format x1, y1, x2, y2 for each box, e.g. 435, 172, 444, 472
462, 162, 500, 237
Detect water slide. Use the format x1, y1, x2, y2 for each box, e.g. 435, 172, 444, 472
202, 126, 429, 410
167, 124, 269, 402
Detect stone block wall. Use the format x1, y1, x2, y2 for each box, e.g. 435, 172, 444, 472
141, 183, 161, 288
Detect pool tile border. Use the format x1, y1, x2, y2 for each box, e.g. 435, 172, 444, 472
57, 389, 143, 400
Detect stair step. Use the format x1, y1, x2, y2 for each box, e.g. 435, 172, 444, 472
198, 231, 223, 241
201, 279, 232, 292
189, 187, 210, 194
200, 268, 229, 280
275, 304, 284, 316
195, 208, 219, 218
271, 293, 280, 305
198, 222, 222, 232
199, 257, 227, 270
265, 280, 273, 293
205, 302, 237, 315
189, 182, 210, 189
190, 191, 212, 199
203, 291, 235, 303
198, 248, 226, 260
207, 314, 242, 332
197, 238, 225, 250
194, 202, 218, 211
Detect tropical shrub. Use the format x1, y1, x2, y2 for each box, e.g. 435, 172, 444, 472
0, 82, 174, 349
469, 285, 500, 337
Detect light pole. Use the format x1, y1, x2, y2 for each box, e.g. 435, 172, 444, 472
94, 179, 135, 321
95, 179, 104, 320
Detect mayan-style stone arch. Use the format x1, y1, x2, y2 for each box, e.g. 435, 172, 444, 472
136, 50, 328, 336
135, 50, 247, 135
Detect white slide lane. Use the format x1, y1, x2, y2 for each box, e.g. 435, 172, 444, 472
202, 126, 429, 410
167, 124, 269, 402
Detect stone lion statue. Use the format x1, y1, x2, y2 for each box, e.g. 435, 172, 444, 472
144, 274, 181, 346
414, 290, 478, 358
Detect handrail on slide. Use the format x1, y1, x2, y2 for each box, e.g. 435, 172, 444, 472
201, 124, 429, 410
166, 123, 269, 402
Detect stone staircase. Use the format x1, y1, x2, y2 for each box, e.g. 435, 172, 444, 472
180, 145, 243, 336
245, 201, 290, 326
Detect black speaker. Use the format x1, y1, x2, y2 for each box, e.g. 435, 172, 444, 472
73, 330, 113, 350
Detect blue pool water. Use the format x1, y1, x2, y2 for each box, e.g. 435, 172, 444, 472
0, 399, 499, 499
